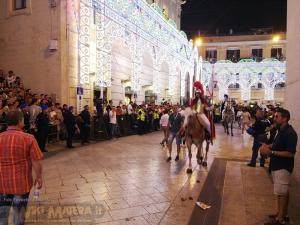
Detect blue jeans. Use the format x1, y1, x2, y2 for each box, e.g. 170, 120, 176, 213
109, 123, 116, 138
250, 138, 266, 165
0, 193, 29, 225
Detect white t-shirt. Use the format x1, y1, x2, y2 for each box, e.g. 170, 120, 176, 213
109, 110, 117, 124
127, 104, 133, 115
237, 111, 243, 118
160, 114, 169, 127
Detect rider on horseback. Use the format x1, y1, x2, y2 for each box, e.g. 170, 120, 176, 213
190, 81, 215, 142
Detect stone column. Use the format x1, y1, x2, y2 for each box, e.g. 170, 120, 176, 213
286, 0, 300, 223
286, 0, 300, 134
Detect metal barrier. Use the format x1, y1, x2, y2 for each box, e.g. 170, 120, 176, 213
0, 114, 154, 145
47, 124, 59, 143
0, 123, 7, 133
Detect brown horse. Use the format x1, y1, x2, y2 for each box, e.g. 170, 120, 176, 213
184, 109, 210, 174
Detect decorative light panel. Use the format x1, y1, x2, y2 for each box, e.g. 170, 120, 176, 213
77, 0, 198, 94
200, 59, 286, 101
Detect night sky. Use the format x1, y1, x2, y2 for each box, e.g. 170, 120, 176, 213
181, 0, 287, 39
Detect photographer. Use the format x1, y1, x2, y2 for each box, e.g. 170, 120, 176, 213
247, 108, 271, 167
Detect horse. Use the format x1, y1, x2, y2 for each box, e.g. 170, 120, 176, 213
222, 105, 235, 136
184, 108, 210, 174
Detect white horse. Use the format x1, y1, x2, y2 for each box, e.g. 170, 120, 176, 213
222, 104, 235, 136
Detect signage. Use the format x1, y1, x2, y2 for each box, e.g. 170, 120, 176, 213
77, 87, 84, 113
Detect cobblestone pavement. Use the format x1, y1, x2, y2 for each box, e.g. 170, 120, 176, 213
16, 125, 282, 225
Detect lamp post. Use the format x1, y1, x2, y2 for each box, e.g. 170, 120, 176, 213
272, 35, 281, 59
272, 35, 280, 43
195, 37, 203, 47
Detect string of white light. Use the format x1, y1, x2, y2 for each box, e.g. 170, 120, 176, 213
78, 0, 198, 96
201, 59, 286, 101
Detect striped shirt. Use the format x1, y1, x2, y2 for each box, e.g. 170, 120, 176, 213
0, 127, 43, 194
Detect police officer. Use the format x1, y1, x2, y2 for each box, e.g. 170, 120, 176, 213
153, 109, 160, 131
137, 105, 146, 135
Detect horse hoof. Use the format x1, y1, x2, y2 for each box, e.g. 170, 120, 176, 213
186, 168, 193, 174
231, 134, 233, 136
202, 162, 208, 167
197, 159, 202, 165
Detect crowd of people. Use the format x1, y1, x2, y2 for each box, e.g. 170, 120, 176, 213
0, 69, 187, 151
0, 70, 298, 225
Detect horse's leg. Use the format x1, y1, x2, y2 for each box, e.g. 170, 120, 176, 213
231, 121, 234, 136
202, 141, 209, 167
225, 122, 229, 135
196, 141, 203, 165
186, 137, 193, 174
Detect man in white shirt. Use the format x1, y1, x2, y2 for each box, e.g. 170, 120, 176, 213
160, 109, 169, 147
236, 108, 243, 128
127, 103, 133, 115
241, 108, 251, 134
29, 99, 42, 132
6, 71, 16, 87
109, 106, 117, 138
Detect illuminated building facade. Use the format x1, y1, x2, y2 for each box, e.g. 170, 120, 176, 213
0, 0, 198, 110
197, 34, 287, 103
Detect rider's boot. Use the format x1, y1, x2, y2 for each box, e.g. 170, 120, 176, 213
205, 130, 213, 145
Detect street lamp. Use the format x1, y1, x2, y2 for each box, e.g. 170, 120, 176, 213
195, 37, 203, 47
272, 35, 280, 43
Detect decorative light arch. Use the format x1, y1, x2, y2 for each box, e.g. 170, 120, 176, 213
78, 0, 197, 99
201, 58, 286, 101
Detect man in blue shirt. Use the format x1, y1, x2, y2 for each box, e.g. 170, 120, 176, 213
247, 108, 270, 167
260, 108, 298, 225
166, 105, 183, 162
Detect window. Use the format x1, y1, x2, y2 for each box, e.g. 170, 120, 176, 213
271, 48, 283, 60
274, 82, 285, 89
7, 0, 31, 17
228, 83, 240, 89
226, 49, 240, 62
252, 49, 263, 62
251, 83, 264, 89
205, 50, 217, 63
14, 0, 26, 10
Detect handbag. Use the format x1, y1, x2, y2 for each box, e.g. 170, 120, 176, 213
246, 127, 255, 136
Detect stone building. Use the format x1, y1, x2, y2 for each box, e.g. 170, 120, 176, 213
197, 33, 287, 103
199, 33, 286, 63
286, 0, 300, 221
0, 0, 197, 112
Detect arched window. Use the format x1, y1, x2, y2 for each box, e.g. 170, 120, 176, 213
251, 82, 264, 89
274, 82, 285, 89
228, 83, 240, 89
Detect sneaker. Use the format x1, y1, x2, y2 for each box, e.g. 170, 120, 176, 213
247, 163, 256, 167
268, 214, 290, 223
264, 220, 286, 225
175, 155, 179, 161
166, 157, 172, 162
